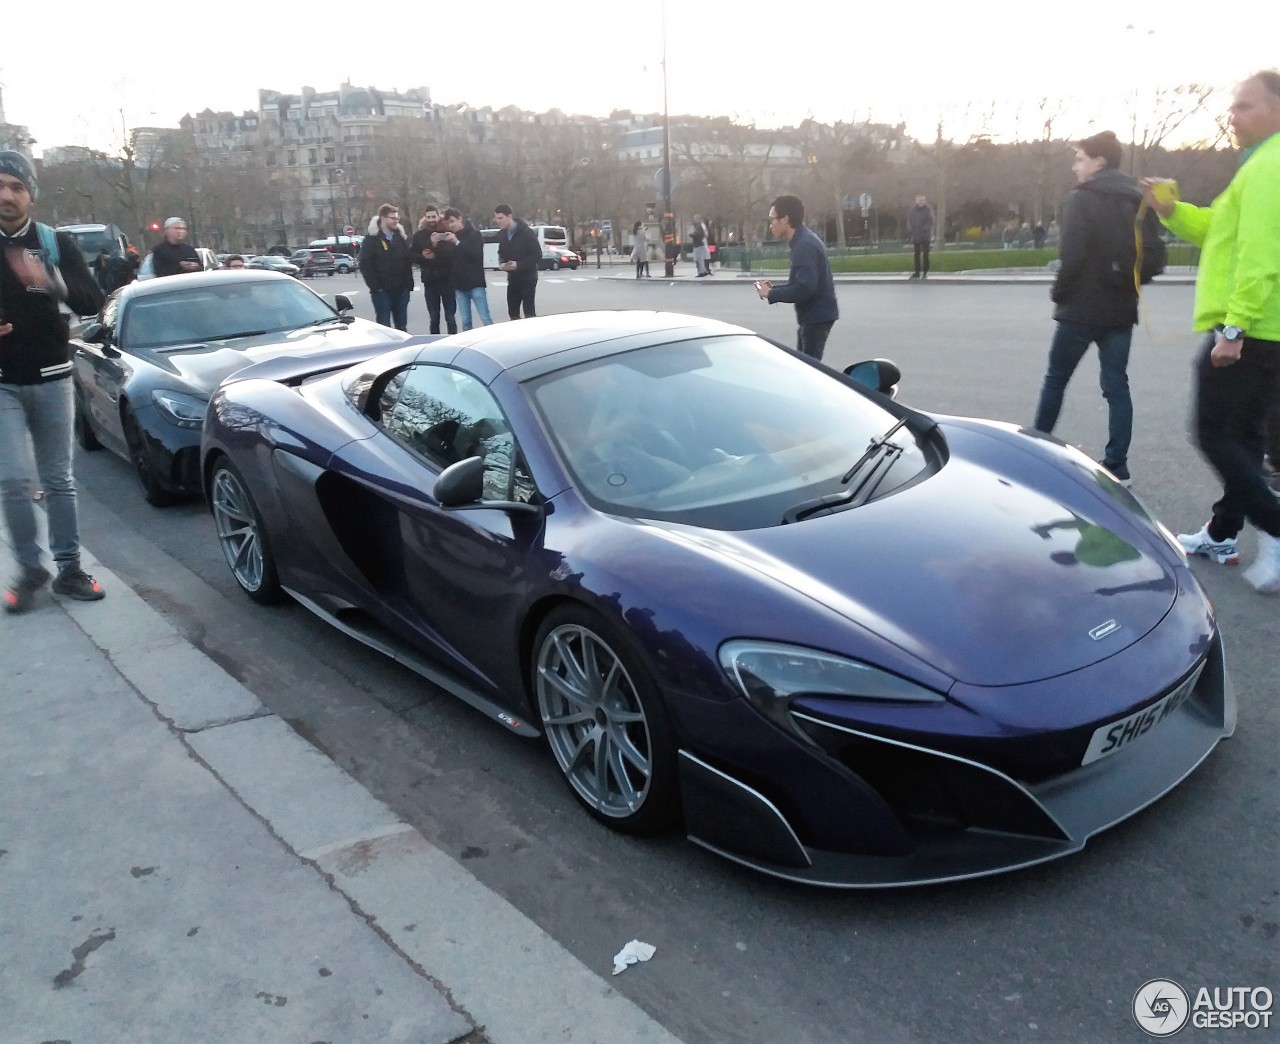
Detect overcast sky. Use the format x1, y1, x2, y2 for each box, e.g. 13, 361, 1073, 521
6, 1, 1277, 156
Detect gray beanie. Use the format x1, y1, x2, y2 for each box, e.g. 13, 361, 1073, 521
0, 151, 37, 200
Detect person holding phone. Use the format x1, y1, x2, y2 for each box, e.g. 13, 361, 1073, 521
0, 151, 106, 612
150, 217, 201, 277
754, 195, 838, 360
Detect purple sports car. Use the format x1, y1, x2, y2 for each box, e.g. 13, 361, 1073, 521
201, 311, 1234, 887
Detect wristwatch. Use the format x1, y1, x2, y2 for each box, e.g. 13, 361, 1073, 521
1221, 325, 1244, 342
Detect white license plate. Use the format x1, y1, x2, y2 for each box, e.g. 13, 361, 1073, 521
1081, 664, 1205, 766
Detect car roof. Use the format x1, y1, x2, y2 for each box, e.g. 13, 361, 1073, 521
117, 269, 298, 299
444, 310, 751, 377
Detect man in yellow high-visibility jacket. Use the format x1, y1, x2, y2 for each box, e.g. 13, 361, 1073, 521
1144, 70, 1280, 593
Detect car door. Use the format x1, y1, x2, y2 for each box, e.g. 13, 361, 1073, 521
333, 362, 543, 690
71, 294, 132, 457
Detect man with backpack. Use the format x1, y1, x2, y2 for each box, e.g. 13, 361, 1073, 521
0, 151, 106, 612
1031, 130, 1162, 487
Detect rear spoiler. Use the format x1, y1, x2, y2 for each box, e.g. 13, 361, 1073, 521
221, 334, 446, 387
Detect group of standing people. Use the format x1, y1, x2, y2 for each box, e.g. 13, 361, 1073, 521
1031, 71, 1280, 593
359, 202, 543, 334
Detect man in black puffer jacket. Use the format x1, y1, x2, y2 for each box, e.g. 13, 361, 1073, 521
1032, 130, 1147, 486
358, 203, 414, 331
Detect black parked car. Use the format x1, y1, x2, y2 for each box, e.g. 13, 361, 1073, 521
246, 255, 302, 278
70, 270, 411, 505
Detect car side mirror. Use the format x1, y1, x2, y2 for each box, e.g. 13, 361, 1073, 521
79, 322, 108, 345
434, 455, 541, 516
845, 358, 901, 398
334, 294, 353, 313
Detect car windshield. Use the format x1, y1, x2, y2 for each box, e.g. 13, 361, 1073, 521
66, 230, 115, 265
527, 335, 930, 530
122, 279, 337, 350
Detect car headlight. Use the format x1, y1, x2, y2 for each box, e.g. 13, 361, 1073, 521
720, 640, 943, 737
151, 389, 209, 429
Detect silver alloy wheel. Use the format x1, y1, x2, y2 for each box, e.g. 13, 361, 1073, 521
535, 623, 654, 819
211, 467, 264, 592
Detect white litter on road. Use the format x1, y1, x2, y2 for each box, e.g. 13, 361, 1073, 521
612, 939, 657, 976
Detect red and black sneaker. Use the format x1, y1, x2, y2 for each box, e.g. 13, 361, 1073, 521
3, 566, 52, 614
51, 568, 106, 602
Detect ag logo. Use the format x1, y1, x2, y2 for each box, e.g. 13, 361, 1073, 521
1134, 979, 1190, 1036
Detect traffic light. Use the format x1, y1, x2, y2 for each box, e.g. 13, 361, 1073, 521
149, 221, 161, 232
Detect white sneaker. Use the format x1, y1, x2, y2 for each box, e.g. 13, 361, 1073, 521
1176, 525, 1239, 565
1244, 531, 1280, 594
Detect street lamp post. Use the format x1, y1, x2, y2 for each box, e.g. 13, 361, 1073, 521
330, 168, 343, 248
660, 0, 675, 277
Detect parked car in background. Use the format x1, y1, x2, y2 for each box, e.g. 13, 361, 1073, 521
291, 249, 337, 278
246, 255, 302, 278
539, 244, 581, 271
330, 253, 356, 274
70, 270, 410, 506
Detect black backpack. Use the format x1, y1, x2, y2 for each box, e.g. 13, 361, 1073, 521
1102, 198, 1165, 291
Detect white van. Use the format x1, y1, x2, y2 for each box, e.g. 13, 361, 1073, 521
530, 224, 569, 250
482, 224, 570, 269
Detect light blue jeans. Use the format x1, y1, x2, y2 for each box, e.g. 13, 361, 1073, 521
0, 378, 81, 574
455, 287, 493, 331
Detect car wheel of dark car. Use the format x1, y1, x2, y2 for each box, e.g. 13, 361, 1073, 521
122, 408, 177, 507
74, 394, 102, 452
550, 259, 562, 271
209, 457, 284, 604
532, 605, 679, 834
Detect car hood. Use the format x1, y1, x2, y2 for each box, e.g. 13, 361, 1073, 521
142, 319, 407, 394
649, 455, 1177, 687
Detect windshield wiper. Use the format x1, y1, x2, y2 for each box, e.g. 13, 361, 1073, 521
298, 315, 352, 329
215, 329, 269, 340
782, 417, 910, 524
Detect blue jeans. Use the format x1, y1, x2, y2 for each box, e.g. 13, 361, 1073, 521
370, 288, 410, 331
1033, 321, 1133, 468
455, 287, 493, 331
0, 378, 81, 574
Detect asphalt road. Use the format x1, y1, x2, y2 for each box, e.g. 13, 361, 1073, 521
70, 270, 1276, 1043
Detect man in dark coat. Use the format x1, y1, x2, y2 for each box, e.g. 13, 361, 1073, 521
1032, 130, 1144, 485
440, 208, 492, 331
410, 205, 456, 334
493, 204, 541, 320
907, 194, 935, 279
150, 217, 201, 278
358, 203, 414, 331
754, 195, 839, 360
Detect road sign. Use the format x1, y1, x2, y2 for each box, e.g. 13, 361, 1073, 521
654, 167, 678, 198
859, 192, 873, 210
601, 219, 612, 236
841, 193, 857, 210
344, 225, 355, 236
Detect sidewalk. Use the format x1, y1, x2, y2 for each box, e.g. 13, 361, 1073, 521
0, 527, 681, 1044
592, 260, 1197, 285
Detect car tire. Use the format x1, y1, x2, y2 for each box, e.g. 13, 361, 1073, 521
209, 456, 284, 604
122, 407, 177, 507
550, 260, 561, 271
532, 605, 679, 834
74, 393, 102, 452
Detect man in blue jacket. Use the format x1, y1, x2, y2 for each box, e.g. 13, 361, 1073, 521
755, 195, 839, 360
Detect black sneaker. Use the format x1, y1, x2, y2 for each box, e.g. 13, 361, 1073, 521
1100, 460, 1132, 486
3, 566, 51, 614
51, 568, 106, 602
